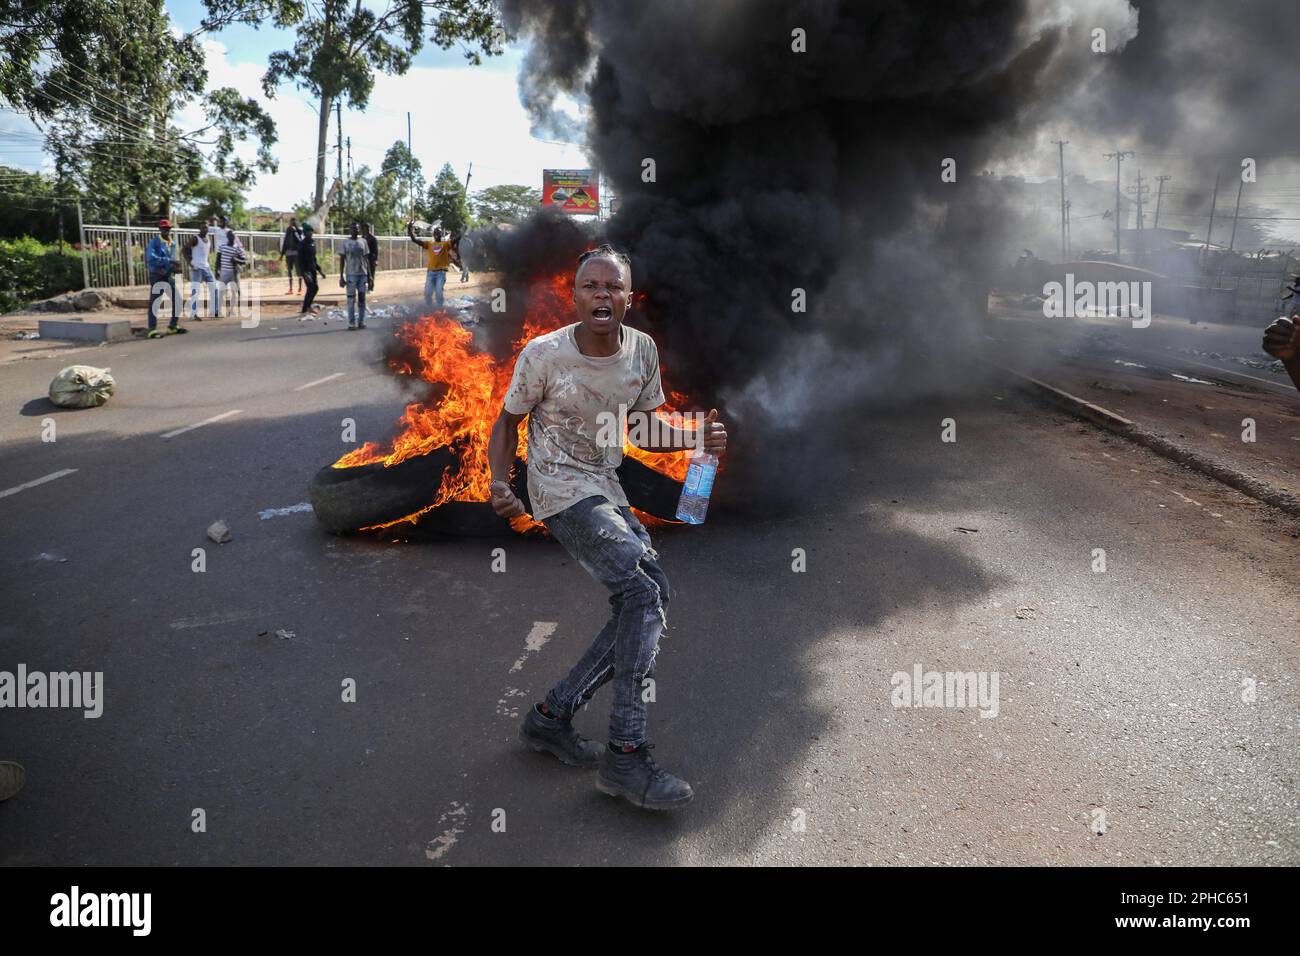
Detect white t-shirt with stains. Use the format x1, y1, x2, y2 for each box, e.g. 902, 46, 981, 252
504, 322, 665, 520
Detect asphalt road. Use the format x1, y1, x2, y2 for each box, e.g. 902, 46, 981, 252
1, 305, 1298, 865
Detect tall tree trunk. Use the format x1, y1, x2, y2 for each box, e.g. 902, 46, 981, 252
315, 93, 333, 210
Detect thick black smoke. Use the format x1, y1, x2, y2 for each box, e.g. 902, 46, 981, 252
492, 2, 1127, 428
472, 1, 1297, 505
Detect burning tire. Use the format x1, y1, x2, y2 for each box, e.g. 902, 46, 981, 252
616, 458, 684, 520
309, 451, 684, 534
308, 448, 462, 534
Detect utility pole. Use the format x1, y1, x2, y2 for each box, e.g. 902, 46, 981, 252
1064, 199, 1072, 260
76, 198, 89, 290
463, 163, 473, 228
1103, 149, 1134, 258
1126, 169, 1150, 261
1227, 175, 1246, 253
125, 206, 134, 287
335, 101, 343, 233
1052, 139, 1068, 262
407, 111, 414, 219
1153, 174, 1171, 230
1204, 171, 1221, 253
346, 135, 352, 217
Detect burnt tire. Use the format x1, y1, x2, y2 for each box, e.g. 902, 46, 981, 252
616, 458, 684, 520
308, 447, 460, 533
309, 450, 683, 534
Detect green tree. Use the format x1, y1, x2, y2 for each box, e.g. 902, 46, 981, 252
0, 0, 277, 221
471, 184, 541, 224
380, 139, 425, 219
183, 175, 248, 226
0, 167, 80, 244
203, 0, 505, 210
425, 162, 470, 234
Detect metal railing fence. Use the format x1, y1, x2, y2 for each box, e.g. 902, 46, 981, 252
77, 224, 425, 289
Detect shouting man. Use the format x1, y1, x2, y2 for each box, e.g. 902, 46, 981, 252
487, 244, 727, 811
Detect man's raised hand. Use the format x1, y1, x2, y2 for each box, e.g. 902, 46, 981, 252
699, 408, 728, 456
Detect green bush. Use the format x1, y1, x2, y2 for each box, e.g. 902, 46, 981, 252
0, 237, 83, 313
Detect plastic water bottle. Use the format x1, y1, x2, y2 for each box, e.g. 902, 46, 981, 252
676, 451, 718, 524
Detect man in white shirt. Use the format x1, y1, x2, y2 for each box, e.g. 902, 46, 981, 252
183, 222, 218, 320
487, 244, 728, 810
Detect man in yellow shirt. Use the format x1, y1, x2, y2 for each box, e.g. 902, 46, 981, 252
407, 220, 459, 309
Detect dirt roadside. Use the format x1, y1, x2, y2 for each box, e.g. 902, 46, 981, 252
0, 269, 501, 366
985, 304, 1300, 506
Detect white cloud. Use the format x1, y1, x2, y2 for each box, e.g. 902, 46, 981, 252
195, 39, 591, 211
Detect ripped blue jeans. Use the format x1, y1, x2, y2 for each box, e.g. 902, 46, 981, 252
542, 495, 669, 749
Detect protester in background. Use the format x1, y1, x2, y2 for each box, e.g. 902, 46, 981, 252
453, 230, 469, 283
182, 221, 218, 320
298, 223, 325, 316
339, 222, 372, 330
407, 220, 455, 309
217, 228, 246, 317
362, 223, 379, 292
145, 220, 184, 338
281, 217, 304, 295
214, 215, 230, 259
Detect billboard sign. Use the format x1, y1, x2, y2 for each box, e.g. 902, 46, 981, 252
542, 169, 599, 214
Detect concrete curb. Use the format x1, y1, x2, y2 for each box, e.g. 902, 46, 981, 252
990, 362, 1300, 519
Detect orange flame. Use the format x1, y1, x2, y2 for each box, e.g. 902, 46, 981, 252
332, 273, 695, 530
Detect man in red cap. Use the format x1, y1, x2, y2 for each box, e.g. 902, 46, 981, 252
144, 220, 185, 338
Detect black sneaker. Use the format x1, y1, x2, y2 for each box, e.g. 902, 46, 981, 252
597, 743, 694, 810
519, 704, 601, 768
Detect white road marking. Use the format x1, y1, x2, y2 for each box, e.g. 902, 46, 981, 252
510, 621, 558, 673
0, 468, 78, 500
161, 409, 242, 439
293, 372, 344, 392
259, 502, 314, 520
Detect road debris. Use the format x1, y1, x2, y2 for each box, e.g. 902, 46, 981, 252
206, 520, 232, 543
258, 502, 314, 520
48, 365, 115, 408
1015, 605, 1038, 620
1091, 380, 1135, 394
955, 527, 979, 534
275, 629, 295, 640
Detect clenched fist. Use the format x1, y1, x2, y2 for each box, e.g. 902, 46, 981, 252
489, 479, 525, 518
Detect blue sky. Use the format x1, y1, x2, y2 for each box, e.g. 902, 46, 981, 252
0, 1, 590, 213
166, 0, 524, 74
